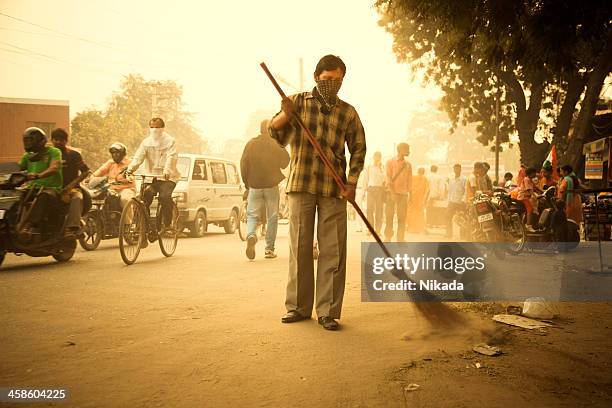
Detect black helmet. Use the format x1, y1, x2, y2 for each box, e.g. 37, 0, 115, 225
109, 142, 127, 163
23, 127, 47, 154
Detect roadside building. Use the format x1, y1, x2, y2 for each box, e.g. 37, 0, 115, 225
0, 97, 69, 163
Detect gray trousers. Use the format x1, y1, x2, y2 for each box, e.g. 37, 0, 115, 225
285, 192, 347, 319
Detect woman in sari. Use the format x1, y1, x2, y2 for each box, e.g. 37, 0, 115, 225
558, 165, 583, 224
406, 167, 429, 233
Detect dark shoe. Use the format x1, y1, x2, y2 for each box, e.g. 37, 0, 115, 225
281, 310, 309, 323
246, 234, 257, 260
264, 249, 277, 259
318, 316, 339, 331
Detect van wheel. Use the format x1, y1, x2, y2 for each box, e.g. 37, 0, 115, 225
190, 210, 207, 238
224, 209, 238, 234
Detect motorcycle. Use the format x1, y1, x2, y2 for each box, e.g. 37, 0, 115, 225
456, 189, 526, 254
525, 185, 580, 251
0, 168, 85, 268
79, 176, 128, 251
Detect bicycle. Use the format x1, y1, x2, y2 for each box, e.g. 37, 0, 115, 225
118, 175, 179, 265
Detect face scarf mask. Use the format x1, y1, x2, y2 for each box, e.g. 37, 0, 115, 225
148, 128, 165, 147
315, 78, 342, 110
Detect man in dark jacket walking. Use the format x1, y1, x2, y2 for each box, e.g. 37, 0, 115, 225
240, 120, 290, 260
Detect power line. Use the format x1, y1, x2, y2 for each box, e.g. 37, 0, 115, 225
0, 11, 118, 49
0, 40, 66, 63
0, 40, 122, 78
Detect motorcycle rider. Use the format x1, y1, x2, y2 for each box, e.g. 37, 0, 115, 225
92, 142, 136, 208
51, 128, 90, 236
465, 162, 491, 203
18, 127, 63, 234
125, 117, 180, 231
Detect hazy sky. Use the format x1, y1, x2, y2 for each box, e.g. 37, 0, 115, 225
0, 0, 442, 155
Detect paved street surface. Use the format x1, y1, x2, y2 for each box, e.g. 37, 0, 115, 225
1, 222, 612, 407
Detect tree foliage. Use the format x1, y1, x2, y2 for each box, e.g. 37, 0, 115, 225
376, 0, 612, 168
71, 74, 206, 168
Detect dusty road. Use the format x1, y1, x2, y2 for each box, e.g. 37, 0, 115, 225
1, 223, 611, 407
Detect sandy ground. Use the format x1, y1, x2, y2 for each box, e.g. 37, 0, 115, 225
1, 222, 611, 407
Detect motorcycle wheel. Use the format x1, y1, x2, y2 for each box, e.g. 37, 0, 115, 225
53, 239, 77, 262
563, 227, 580, 251
506, 215, 526, 254
79, 212, 103, 251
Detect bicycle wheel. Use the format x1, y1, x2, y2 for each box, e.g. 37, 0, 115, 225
238, 201, 248, 241
159, 201, 179, 257
119, 199, 145, 265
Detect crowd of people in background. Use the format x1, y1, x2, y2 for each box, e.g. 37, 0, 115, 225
352, 145, 585, 239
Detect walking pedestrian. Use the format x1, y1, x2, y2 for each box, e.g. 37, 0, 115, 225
362, 151, 385, 235
446, 164, 466, 238
406, 167, 429, 234
240, 119, 290, 260
384, 143, 412, 242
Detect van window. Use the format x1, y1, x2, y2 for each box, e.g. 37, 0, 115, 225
192, 159, 208, 180
225, 163, 239, 185
210, 162, 227, 184
176, 157, 191, 180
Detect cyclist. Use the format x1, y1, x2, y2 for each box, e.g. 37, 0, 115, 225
92, 142, 136, 208
125, 117, 180, 231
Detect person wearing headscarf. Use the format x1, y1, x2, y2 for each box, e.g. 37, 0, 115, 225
558, 165, 583, 224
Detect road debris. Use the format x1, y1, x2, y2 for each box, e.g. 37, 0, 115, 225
404, 384, 420, 392
493, 314, 553, 329
472, 343, 502, 356
522, 297, 559, 319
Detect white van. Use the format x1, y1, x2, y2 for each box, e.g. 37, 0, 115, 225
175, 154, 243, 237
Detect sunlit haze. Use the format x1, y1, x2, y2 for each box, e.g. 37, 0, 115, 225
0, 0, 442, 156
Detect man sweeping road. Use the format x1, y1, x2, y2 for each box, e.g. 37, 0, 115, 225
269, 55, 366, 331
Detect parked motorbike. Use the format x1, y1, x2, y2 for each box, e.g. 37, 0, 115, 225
0, 169, 82, 268
79, 176, 127, 250
456, 189, 526, 254
525, 186, 580, 251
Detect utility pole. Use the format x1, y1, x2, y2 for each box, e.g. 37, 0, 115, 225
494, 95, 500, 185
299, 58, 304, 91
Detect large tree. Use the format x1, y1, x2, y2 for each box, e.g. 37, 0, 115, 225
376, 0, 612, 169
72, 74, 206, 168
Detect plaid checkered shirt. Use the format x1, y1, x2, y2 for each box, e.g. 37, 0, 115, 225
269, 90, 367, 198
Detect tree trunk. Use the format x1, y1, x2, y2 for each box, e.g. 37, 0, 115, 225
516, 74, 549, 168
553, 71, 586, 160
565, 29, 612, 170
499, 69, 549, 168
